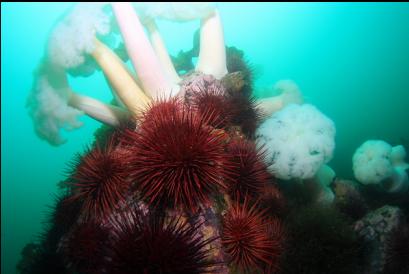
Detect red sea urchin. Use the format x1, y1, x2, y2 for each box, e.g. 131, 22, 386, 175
259, 183, 286, 218
121, 98, 230, 211
190, 83, 233, 129
109, 208, 216, 274
264, 217, 286, 274
226, 140, 272, 201
67, 137, 131, 221
228, 92, 262, 139
41, 193, 83, 250
221, 198, 284, 273
59, 222, 110, 274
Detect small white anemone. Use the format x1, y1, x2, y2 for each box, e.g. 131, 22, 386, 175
352, 140, 394, 185
256, 104, 336, 180
353, 140, 409, 193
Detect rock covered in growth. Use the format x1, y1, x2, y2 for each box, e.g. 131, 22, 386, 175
178, 71, 227, 104
280, 204, 367, 274
333, 179, 369, 220
383, 221, 409, 274
221, 71, 246, 94
354, 205, 402, 274
189, 205, 230, 274
225, 46, 254, 97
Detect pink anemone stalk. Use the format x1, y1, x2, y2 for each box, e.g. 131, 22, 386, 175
112, 2, 178, 99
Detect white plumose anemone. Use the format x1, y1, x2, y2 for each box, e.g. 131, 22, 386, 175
256, 104, 336, 180
48, 3, 111, 69
257, 80, 304, 119
352, 140, 393, 185
28, 3, 229, 146
352, 140, 409, 193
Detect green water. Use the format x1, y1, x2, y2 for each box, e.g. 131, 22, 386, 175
1, 2, 409, 274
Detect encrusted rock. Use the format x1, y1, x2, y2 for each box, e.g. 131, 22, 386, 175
178, 71, 226, 104
189, 205, 229, 274
354, 205, 402, 274
333, 179, 369, 220
221, 71, 246, 94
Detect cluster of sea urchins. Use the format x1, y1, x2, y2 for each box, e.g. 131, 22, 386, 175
28, 73, 285, 274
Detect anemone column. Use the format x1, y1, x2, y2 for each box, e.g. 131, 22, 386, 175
112, 2, 178, 99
